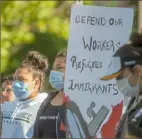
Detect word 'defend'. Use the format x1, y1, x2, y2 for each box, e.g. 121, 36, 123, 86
75, 15, 123, 27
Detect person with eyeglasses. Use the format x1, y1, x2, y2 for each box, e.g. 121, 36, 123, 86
0, 76, 15, 136
100, 32, 142, 138
1, 51, 49, 138
1, 76, 15, 105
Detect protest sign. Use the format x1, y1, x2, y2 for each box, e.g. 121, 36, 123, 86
64, 5, 134, 138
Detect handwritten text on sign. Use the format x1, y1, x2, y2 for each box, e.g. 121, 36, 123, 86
64, 5, 133, 138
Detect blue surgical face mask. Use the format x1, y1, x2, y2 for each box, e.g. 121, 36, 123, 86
116, 73, 140, 97
49, 70, 64, 91
12, 81, 34, 100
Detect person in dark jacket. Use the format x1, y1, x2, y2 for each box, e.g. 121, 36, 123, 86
33, 49, 67, 138
100, 32, 142, 138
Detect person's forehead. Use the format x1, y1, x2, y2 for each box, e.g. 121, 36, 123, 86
54, 57, 66, 63
14, 68, 33, 78
53, 57, 66, 66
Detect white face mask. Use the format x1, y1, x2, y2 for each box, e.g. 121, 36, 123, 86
116, 73, 140, 97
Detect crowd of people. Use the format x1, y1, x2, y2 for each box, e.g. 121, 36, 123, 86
0, 32, 142, 138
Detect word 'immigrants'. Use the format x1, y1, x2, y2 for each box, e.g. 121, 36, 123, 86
68, 79, 118, 95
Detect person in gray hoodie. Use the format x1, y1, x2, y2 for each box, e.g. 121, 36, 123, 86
1, 51, 49, 138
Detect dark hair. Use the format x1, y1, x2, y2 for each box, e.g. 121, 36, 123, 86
130, 32, 142, 55
2, 75, 13, 85
56, 49, 67, 58
20, 51, 49, 86
130, 32, 142, 47
114, 32, 142, 57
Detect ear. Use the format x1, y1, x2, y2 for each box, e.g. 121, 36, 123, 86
34, 79, 41, 89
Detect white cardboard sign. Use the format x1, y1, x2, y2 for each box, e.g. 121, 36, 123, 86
64, 5, 133, 138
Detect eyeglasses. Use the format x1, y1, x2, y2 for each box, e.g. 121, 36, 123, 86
1, 88, 12, 93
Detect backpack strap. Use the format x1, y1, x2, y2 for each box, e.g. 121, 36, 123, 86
58, 104, 66, 126
56, 103, 66, 138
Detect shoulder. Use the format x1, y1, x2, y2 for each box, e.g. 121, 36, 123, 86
36, 92, 48, 103
34, 92, 55, 118
36, 92, 55, 112
40, 91, 58, 105
1, 100, 18, 111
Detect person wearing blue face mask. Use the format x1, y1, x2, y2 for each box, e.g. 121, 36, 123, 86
33, 49, 67, 139
0, 75, 15, 136
49, 70, 64, 91
1, 51, 49, 138
100, 32, 142, 138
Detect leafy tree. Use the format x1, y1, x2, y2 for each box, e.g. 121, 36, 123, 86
1, 1, 65, 74
1, 1, 93, 76
1, 0, 138, 78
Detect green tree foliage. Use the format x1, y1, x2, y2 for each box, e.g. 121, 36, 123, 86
1, 1, 138, 77
1, 1, 93, 76
1, 1, 69, 75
